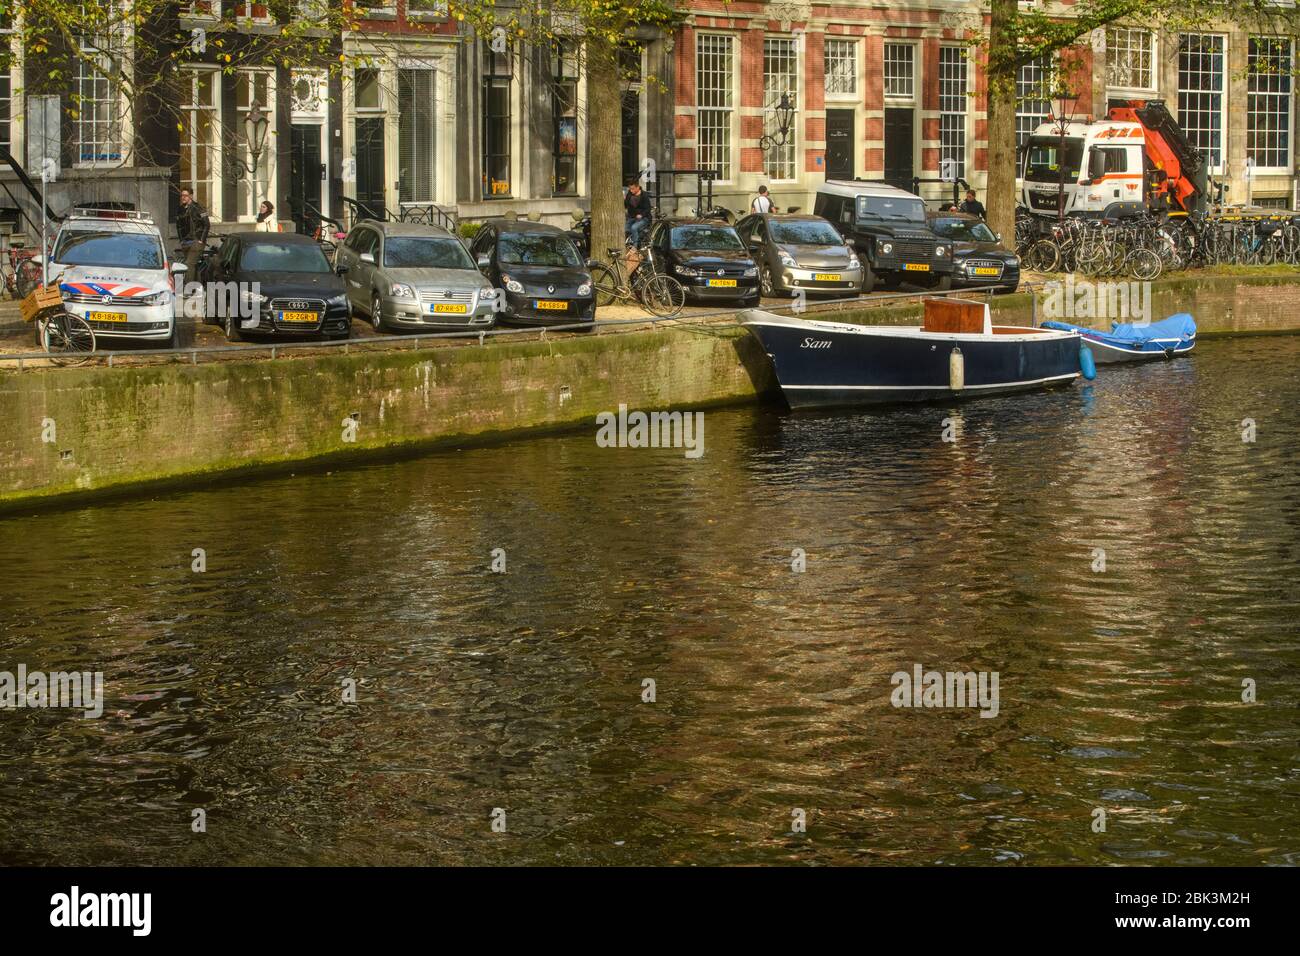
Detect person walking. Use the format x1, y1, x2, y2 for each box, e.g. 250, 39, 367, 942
752, 185, 775, 214
959, 189, 987, 219
624, 178, 652, 246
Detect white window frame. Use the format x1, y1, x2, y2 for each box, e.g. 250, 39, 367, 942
763, 36, 799, 182
884, 42, 915, 102
939, 46, 968, 181
1177, 33, 1227, 174
823, 37, 858, 99
1016, 55, 1053, 150
1107, 27, 1156, 95
1247, 36, 1293, 175
180, 66, 221, 220
235, 68, 276, 222
73, 20, 129, 168
0, 18, 15, 161
695, 32, 736, 184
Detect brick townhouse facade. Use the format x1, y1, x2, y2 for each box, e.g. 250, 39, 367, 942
0, 3, 1297, 243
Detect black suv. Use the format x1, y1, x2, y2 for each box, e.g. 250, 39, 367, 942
813, 181, 954, 293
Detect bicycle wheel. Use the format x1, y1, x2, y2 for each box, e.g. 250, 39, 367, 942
41, 312, 96, 365
1025, 239, 1059, 273
13, 260, 42, 300
589, 262, 621, 307
1128, 247, 1162, 281
639, 274, 686, 318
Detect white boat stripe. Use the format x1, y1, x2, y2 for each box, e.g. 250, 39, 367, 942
781, 372, 1081, 391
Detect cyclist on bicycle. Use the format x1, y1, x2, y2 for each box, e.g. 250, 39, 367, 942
624, 178, 652, 247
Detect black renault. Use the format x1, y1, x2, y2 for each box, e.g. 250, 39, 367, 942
644, 218, 759, 305
926, 211, 1021, 294
469, 219, 595, 328
202, 232, 351, 341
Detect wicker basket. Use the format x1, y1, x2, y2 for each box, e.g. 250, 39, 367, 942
20, 284, 63, 324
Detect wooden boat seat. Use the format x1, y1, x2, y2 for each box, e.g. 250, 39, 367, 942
923, 298, 987, 334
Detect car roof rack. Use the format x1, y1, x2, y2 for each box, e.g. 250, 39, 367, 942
67, 206, 154, 224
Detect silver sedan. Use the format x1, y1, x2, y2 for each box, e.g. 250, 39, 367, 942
335, 220, 500, 333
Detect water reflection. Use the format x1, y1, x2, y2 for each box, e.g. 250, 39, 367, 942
0, 336, 1296, 865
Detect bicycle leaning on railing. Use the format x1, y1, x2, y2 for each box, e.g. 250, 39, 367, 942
587, 246, 687, 318
20, 271, 96, 364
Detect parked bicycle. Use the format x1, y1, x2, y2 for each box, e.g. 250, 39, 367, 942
2, 245, 42, 300
588, 246, 687, 318
21, 273, 96, 365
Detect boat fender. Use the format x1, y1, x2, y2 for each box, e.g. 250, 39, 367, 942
949, 347, 964, 391
1080, 345, 1097, 381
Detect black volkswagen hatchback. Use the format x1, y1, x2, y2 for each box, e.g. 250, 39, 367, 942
469, 220, 595, 328
202, 233, 351, 340
643, 218, 759, 305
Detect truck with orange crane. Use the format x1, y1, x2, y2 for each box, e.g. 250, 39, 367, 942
1021, 100, 1209, 220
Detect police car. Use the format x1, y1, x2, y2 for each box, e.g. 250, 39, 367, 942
36, 208, 181, 346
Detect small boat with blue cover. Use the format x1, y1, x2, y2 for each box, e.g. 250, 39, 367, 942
1039, 313, 1196, 364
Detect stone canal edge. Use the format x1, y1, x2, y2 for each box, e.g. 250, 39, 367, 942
3, 273, 1299, 512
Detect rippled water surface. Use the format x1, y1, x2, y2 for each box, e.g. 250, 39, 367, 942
2, 335, 1298, 865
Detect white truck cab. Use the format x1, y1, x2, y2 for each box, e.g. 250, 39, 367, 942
39, 208, 183, 346
1021, 120, 1147, 218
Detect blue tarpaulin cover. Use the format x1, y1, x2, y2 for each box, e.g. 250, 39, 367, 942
1042, 313, 1196, 345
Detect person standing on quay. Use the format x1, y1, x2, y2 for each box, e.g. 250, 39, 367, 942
176, 188, 210, 277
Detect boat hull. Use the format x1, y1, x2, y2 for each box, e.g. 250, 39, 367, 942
1081, 334, 1195, 364
742, 310, 1082, 409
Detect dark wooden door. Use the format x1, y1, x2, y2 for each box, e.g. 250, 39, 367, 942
826, 109, 855, 181
621, 90, 641, 185
354, 117, 386, 221
884, 108, 915, 193
290, 124, 323, 234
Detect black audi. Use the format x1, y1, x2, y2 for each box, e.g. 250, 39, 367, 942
926, 211, 1021, 294
468, 219, 594, 328
643, 218, 759, 305
202, 233, 351, 340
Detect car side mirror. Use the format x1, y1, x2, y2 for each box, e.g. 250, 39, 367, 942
994, 233, 1002, 243
476, 255, 491, 270
335, 262, 349, 275
360, 252, 375, 265
170, 262, 187, 274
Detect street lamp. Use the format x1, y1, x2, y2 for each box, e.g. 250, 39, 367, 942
245, 101, 269, 173
759, 92, 796, 150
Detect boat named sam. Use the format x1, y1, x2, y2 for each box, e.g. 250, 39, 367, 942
742, 297, 1089, 409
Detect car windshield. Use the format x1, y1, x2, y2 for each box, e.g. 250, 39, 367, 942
497, 233, 582, 267
1024, 137, 1084, 183
856, 196, 926, 223
240, 242, 331, 273
931, 218, 998, 243
671, 225, 745, 251
769, 220, 844, 245
384, 237, 475, 269
54, 231, 164, 270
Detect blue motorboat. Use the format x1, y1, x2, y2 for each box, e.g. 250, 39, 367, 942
742, 297, 1087, 408
1040, 313, 1196, 364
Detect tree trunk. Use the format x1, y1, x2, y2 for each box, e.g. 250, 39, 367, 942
985, 0, 1018, 249
586, 52, 624, 264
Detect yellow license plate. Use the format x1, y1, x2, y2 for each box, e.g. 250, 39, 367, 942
708, 278, 737, 287
278, 310, 318, 323
432, 303, 468, 314
89, 311, 127, 323
535, 300, 569, 311
813, 273, 841, 282
903, 263, 930, 272
973, 267, 1000, 276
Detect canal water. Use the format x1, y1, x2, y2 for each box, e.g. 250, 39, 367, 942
1, 335, 1297, 866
